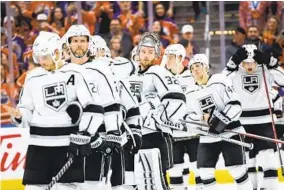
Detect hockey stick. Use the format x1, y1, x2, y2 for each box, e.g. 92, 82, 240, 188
261, 64, 284, 176
162, 121, 253, 149
180, 119, 284, 145
45, 154, 74, 190
104, 153, 112, 185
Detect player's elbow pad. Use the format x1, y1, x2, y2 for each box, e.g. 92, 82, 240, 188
104, 103, 123, 132
79, 104, 104, 135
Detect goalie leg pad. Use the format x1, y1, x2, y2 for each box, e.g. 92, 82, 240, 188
134, 148, 167, 190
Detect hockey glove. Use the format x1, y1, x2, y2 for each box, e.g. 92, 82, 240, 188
66, 101, 83, 125
207, 110, 229, 134
90, 134, 112, 156
233, 47, 248, 64
68, 131, 91, 157
253, 50, 271, 65
106, 130, 123, 154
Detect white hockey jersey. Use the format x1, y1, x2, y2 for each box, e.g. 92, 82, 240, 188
15, 63, 104, 146
173, 69, 196, 138
82, 58, 123, 133
270, 66, 284, 87
175, 69, 195, 93
185, 74, 245, 143
222, 65, 284, 125
140, 65, 187, 135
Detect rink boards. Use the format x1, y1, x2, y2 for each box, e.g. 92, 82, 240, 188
1, 127, 284, 190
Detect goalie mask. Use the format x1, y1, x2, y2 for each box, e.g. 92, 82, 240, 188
66, 24, 91, 59
32, 31, 62, 69
138, 32, 161, 58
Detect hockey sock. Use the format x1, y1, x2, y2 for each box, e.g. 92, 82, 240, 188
259, 149, 279, 190
227, 165, 253, 190
257, 166, 264, 189
246, 153, 257, 189
190, 161, 203, 189
199, 168, 217, 190
168, 163, 184, 190
182, 167, 189, 186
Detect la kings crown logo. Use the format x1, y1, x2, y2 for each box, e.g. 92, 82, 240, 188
198, 95, 216, 114
129, 81, 143, 103
43, 82, 67, 111
242, 75, 259, 94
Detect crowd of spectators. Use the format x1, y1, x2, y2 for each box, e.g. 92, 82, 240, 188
1, 1, 284, 127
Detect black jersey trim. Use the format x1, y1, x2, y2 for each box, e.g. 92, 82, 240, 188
30, 126, 79, 136
126, 107, 140, 118
241, 108, 273, 117
161, 92, 186, 103
83, 104, 105, 114
227, 100, 241, 106
104, 103, 121, 112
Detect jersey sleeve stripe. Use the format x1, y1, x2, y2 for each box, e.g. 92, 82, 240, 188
161, 92, 186, 102
86, 68, 115, 99
83, 104, 105, 114
145, 72, 169, 91
126, 107, 140, 118
227, 100, 241, 106
104, 103, 121, 113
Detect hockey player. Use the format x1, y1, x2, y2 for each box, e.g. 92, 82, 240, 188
134, 32, 187, 190
185, 53, 253, 190
65, 25, 125, 190
7, 31, 106, 190
223, 44, 284, 190
111, 56, 143, 190
162, 44, 201, 190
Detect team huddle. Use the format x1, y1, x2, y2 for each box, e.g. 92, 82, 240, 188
6, 24, 284, 190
